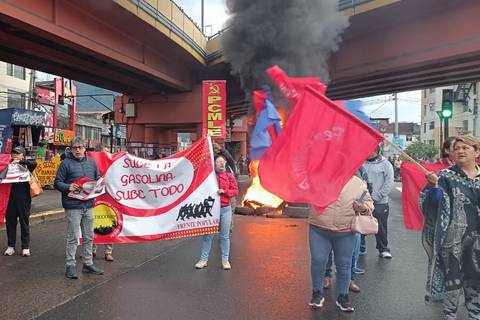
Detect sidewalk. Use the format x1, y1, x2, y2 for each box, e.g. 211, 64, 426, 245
31, 189, 64, 219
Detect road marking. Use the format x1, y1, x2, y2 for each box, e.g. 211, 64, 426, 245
396, 187, 402, 192
31, 209, 64, 219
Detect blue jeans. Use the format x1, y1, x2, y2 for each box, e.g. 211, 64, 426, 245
200, 206, 232, 261
309, 225, 356, 294
325, 232, 361, 279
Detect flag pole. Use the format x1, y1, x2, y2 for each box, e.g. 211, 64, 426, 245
383, 139, 429, 174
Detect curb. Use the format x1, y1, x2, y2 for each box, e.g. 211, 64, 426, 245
31, 209, 64, 220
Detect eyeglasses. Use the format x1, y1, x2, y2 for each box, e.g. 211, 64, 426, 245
71, 146, 84, 150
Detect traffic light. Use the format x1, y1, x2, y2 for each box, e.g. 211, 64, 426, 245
441, 89, 453, 119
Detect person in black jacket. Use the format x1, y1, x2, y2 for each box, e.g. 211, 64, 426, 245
54, 137, 104, 279
3, 146, 37, 257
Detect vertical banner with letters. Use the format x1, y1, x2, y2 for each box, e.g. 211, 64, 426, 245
88, 137, 221, 243
202, 80, 226, 139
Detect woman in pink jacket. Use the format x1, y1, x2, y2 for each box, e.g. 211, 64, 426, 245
195, 155, 239, 270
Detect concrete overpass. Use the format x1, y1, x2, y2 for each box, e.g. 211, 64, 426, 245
2, 0, 480, 156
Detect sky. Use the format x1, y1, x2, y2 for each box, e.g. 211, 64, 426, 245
174, 0, 228, 36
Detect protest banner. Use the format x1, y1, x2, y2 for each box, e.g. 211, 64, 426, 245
202, 80, 226, 139
0, 163, 30, 184
89, 137, 221, 243
34, 157, 61, 186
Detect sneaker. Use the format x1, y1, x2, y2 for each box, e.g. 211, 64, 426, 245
194, 260, 208, 269
379, 251, 393, 259
323, 277, 331, 289
352, 267, 365, 274
105, 253, 114, 262
21, 249, 31, 257
222, 260, 231, 270
82, 264, 104, 275
308, 290, 324, 308
336, 294, 354, 312
359, 250, 367, 256
65, 265, 78, 279
3, 247, 14, 256
349, 280, 361, 293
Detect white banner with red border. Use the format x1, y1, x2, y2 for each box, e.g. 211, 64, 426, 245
89, 137, 221, 243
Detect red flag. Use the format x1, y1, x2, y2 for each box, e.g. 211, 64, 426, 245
400, 162, 448, 230
258, 86, 384, 211
0, 154, 12, 227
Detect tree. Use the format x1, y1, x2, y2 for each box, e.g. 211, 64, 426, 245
403, 141, 438, 162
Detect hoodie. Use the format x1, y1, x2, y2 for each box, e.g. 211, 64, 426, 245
363, 155, 394, 204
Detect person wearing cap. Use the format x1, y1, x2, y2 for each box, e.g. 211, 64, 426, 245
54, 137, 104, 279
3, 146, 37, 257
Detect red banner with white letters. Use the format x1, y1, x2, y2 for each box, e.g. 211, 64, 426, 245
0, 154, 11, 227
88, 138, 221, 243
202, 80, 226, 139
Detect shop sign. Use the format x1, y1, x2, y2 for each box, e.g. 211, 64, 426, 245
34, 157, 61, 186
53, 129, 75, 146
11, 110, 46, 126
202, 80, 226, 139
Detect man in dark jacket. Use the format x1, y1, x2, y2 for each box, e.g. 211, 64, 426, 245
54, 137, 103, 279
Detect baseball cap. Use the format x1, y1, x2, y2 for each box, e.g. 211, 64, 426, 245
12, 146, 26, 155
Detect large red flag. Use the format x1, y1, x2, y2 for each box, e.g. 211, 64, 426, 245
400, 162, 448, 230
258, 86, 384, 211
0, 154, 12, 227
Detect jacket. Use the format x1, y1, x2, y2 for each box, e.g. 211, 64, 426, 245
216, 171, 239, 207
363, 155, 394, 204
54, 153, 100, 209
308, 176, 374, 232
8, 160, 37, 204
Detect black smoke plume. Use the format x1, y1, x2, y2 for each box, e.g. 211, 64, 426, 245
221, 0, 349, 93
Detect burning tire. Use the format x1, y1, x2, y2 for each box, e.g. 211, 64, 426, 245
235, 206, 255, 215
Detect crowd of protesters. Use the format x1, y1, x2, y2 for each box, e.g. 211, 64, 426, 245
3, 133, 480, 319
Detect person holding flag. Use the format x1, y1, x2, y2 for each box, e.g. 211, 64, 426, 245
421, 135, 480, 320
3, 146, 37, 257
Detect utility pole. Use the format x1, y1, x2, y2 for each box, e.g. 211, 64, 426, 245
394, 93, 399, 138
28, 69, 35, 110
201, 0, 204, 33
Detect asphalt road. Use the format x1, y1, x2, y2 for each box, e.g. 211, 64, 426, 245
1, 184, 458, 320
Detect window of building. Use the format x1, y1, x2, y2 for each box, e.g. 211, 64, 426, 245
6, 64, 26, 80
7, 90, 25, 109
423, 90, 427, 99
423, 123, 426, 133
463, 120, 469, 131
406, 135, 412, 142
429, 121, 434, 130
423, 105, 427, 115
473, 82, 477, 95
429, 88, 435, 94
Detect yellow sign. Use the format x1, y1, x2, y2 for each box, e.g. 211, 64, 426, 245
34, 157, 61, 186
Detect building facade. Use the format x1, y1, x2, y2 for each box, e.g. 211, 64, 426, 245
421, 83, 479, 147
0, 62, 33, 110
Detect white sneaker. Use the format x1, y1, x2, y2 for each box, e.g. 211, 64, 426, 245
195, 260, 208, 269
222, 260, 231, 270
3, 247, 14, 256
379, 251, 392, 259
21, 249, 31, 257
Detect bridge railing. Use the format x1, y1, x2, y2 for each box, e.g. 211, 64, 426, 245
115, 0, 208, 63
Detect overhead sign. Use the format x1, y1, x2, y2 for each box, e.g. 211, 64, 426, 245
202, 80, 226, 139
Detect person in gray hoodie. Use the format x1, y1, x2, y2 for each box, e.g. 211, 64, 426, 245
363, 146, 394, 259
